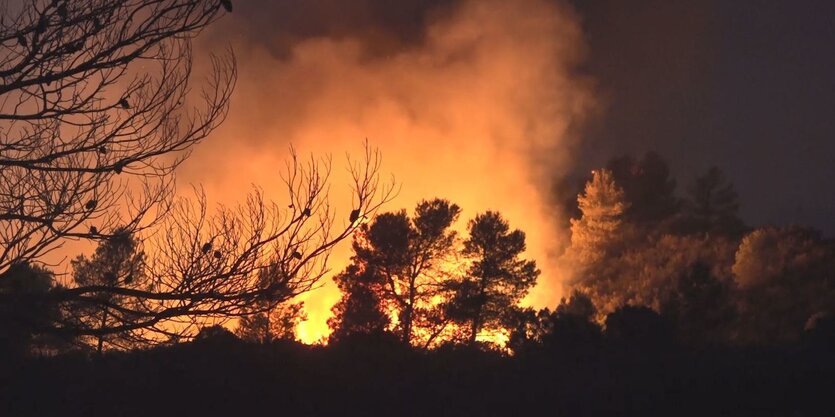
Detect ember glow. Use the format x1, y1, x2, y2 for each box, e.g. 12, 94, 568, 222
179, 0, 594, 343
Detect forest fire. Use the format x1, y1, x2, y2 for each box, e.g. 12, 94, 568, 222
181, 0, 594, 342
3, 1, 835, 415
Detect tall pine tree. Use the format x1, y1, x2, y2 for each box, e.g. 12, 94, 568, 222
339, 199, 460, 345
680, 166, 746, 236
445, 211, 539, 346
566, 169, 630, 266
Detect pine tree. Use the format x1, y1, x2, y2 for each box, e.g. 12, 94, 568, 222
606, 152, 680, 225
353, 199, 460, 345
560, 169, 631, 317
445, 211, 539, 346
0, 263, 63, 356
681, 166, 746, 236
567, 169, 630, 266
70, 228, 146, 353
327, 264, 391, 343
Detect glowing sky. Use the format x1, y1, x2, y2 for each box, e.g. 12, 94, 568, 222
180, 0, 594, 342
10, 0, 834, 344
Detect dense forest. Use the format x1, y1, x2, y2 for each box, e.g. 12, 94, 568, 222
4, 151, 835, 416
1, 1, 834, 416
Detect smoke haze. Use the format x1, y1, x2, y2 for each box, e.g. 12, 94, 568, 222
184, 0, 595, 342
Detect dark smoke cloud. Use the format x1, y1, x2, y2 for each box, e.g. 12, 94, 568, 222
204, 0, 458, 58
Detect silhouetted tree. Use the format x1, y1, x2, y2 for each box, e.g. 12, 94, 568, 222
679, 166, 746, 236
193, 324, 238, 345
68, 228, 146, 353
606, 152, 680, 226
353, 199, 461, 345
445, 211, 539, 346
32, 146, 395, 344
505, 307, 547, 353
0, 262, 63, 357
507, 293, 602, 355
236, 301, 305, 343
542, 293, 603, 353
328, 264, 391, 343
555, 291, 597, 319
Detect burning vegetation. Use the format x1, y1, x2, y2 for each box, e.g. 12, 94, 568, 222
2, 1, 835, 416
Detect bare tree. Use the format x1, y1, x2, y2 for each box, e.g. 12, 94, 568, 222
0, 0, 236, 271
0, 1, 398, 350
55, 146, 395, 344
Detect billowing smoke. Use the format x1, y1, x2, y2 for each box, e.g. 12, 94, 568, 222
183, 0, 595, 342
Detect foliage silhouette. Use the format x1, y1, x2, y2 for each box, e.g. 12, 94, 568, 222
4, 313, 834, 417
660, 261, 736, 346
678, 166, 747, 236
0, 1, 396, 351
606, 152, 681, 226
0, 0, 236, 271
0, 262, 63, 357
732, 225, 835, 344
604, 305, 673, 348
69, 227, 147, 353
0, 0, 830, 413
353, 199, 461, 345
235, 264, 307, 343
328, 263, 392, 343
445, 211, 539, 346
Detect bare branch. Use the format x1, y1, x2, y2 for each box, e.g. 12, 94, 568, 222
46, 146, 395, 342
0, 0, 236, 272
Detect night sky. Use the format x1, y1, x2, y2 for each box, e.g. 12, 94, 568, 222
570, 0, 835, 235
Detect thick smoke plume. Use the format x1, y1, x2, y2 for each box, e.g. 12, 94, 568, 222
185, 0, 595, 342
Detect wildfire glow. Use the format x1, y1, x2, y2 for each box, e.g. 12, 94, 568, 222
178, 0, 593, 343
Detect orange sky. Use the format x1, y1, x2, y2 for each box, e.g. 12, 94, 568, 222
170, 0, 597, 343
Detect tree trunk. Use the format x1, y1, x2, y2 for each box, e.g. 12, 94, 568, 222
264, 308, 273, 344
96, 306, 108, 355
403, 279, 416, 345
469, 315, 481, 346
469, 276, 488, 346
